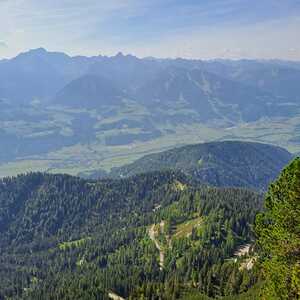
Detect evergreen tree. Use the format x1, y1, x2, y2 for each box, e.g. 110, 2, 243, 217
255, 158, 300, 299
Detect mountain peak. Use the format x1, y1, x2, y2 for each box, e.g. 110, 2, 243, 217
31, 47, 47, 52
15, 47, 48, 60
27, 47, 48, 55
115, 51, 125, 57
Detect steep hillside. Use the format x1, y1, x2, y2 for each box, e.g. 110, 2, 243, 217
0, 171, 262, 299
54, 75, 124, 108
203, 60, 300, 102
134, 67, 280, 123
87, 52, 164, 92
110, 141, 292, 190
0, 48, 97, 104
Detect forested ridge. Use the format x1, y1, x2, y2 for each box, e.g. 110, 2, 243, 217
107, 141, 292, 190
0, 170, 262, 299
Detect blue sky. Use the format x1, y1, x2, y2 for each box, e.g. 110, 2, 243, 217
0, 0, 300, 59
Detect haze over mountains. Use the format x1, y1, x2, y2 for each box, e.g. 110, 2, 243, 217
2, 48, 300, 114
0, 48, 300, 177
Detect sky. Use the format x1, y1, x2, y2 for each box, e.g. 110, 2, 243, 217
0, 0, 300, 60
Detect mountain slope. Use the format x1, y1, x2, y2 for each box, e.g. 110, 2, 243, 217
87, 52, 164, 92
202, 60, 300, 103
0, 48, 98, 104
134, 67, 280, 123
110, 141, 292, 190
54, 74, 124, 108
0, 171, 262, 299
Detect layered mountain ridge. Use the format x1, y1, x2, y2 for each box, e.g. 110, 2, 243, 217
0, 48, 299, 177
1, 49, 300, 120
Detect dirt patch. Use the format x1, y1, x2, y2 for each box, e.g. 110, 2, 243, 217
108, 292, 125, 300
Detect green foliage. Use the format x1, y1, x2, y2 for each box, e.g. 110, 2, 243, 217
59, 238, 91, 251
0, 170, 262, 299
255, 158, 300, 299
110, 141, 291, 190
181, 282, 263, 299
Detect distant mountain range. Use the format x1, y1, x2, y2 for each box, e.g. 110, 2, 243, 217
0, 48, 299, 177
1, 48, 300, 123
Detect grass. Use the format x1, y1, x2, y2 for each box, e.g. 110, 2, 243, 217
172, 180, 187, 192
0, 160, 50, 178
173, 216, 203, 239
59, 237, 91, 251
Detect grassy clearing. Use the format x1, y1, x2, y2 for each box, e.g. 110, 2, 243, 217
173, 216, 203, 239
59, 237, 91, 251
172, 180, 187, 192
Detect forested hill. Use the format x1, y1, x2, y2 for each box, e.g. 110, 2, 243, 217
0, 170, 263, 299
109, 141, 292, 190
0, 170, 189, 248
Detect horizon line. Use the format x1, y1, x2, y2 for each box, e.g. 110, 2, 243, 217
1, 47, 300, 63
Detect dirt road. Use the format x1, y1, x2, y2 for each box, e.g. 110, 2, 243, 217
149, 223, 164, 270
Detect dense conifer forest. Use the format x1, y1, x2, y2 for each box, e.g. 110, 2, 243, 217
107, 141, 292, 191
0, 157, 298, 299
0, 170, 262, 299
